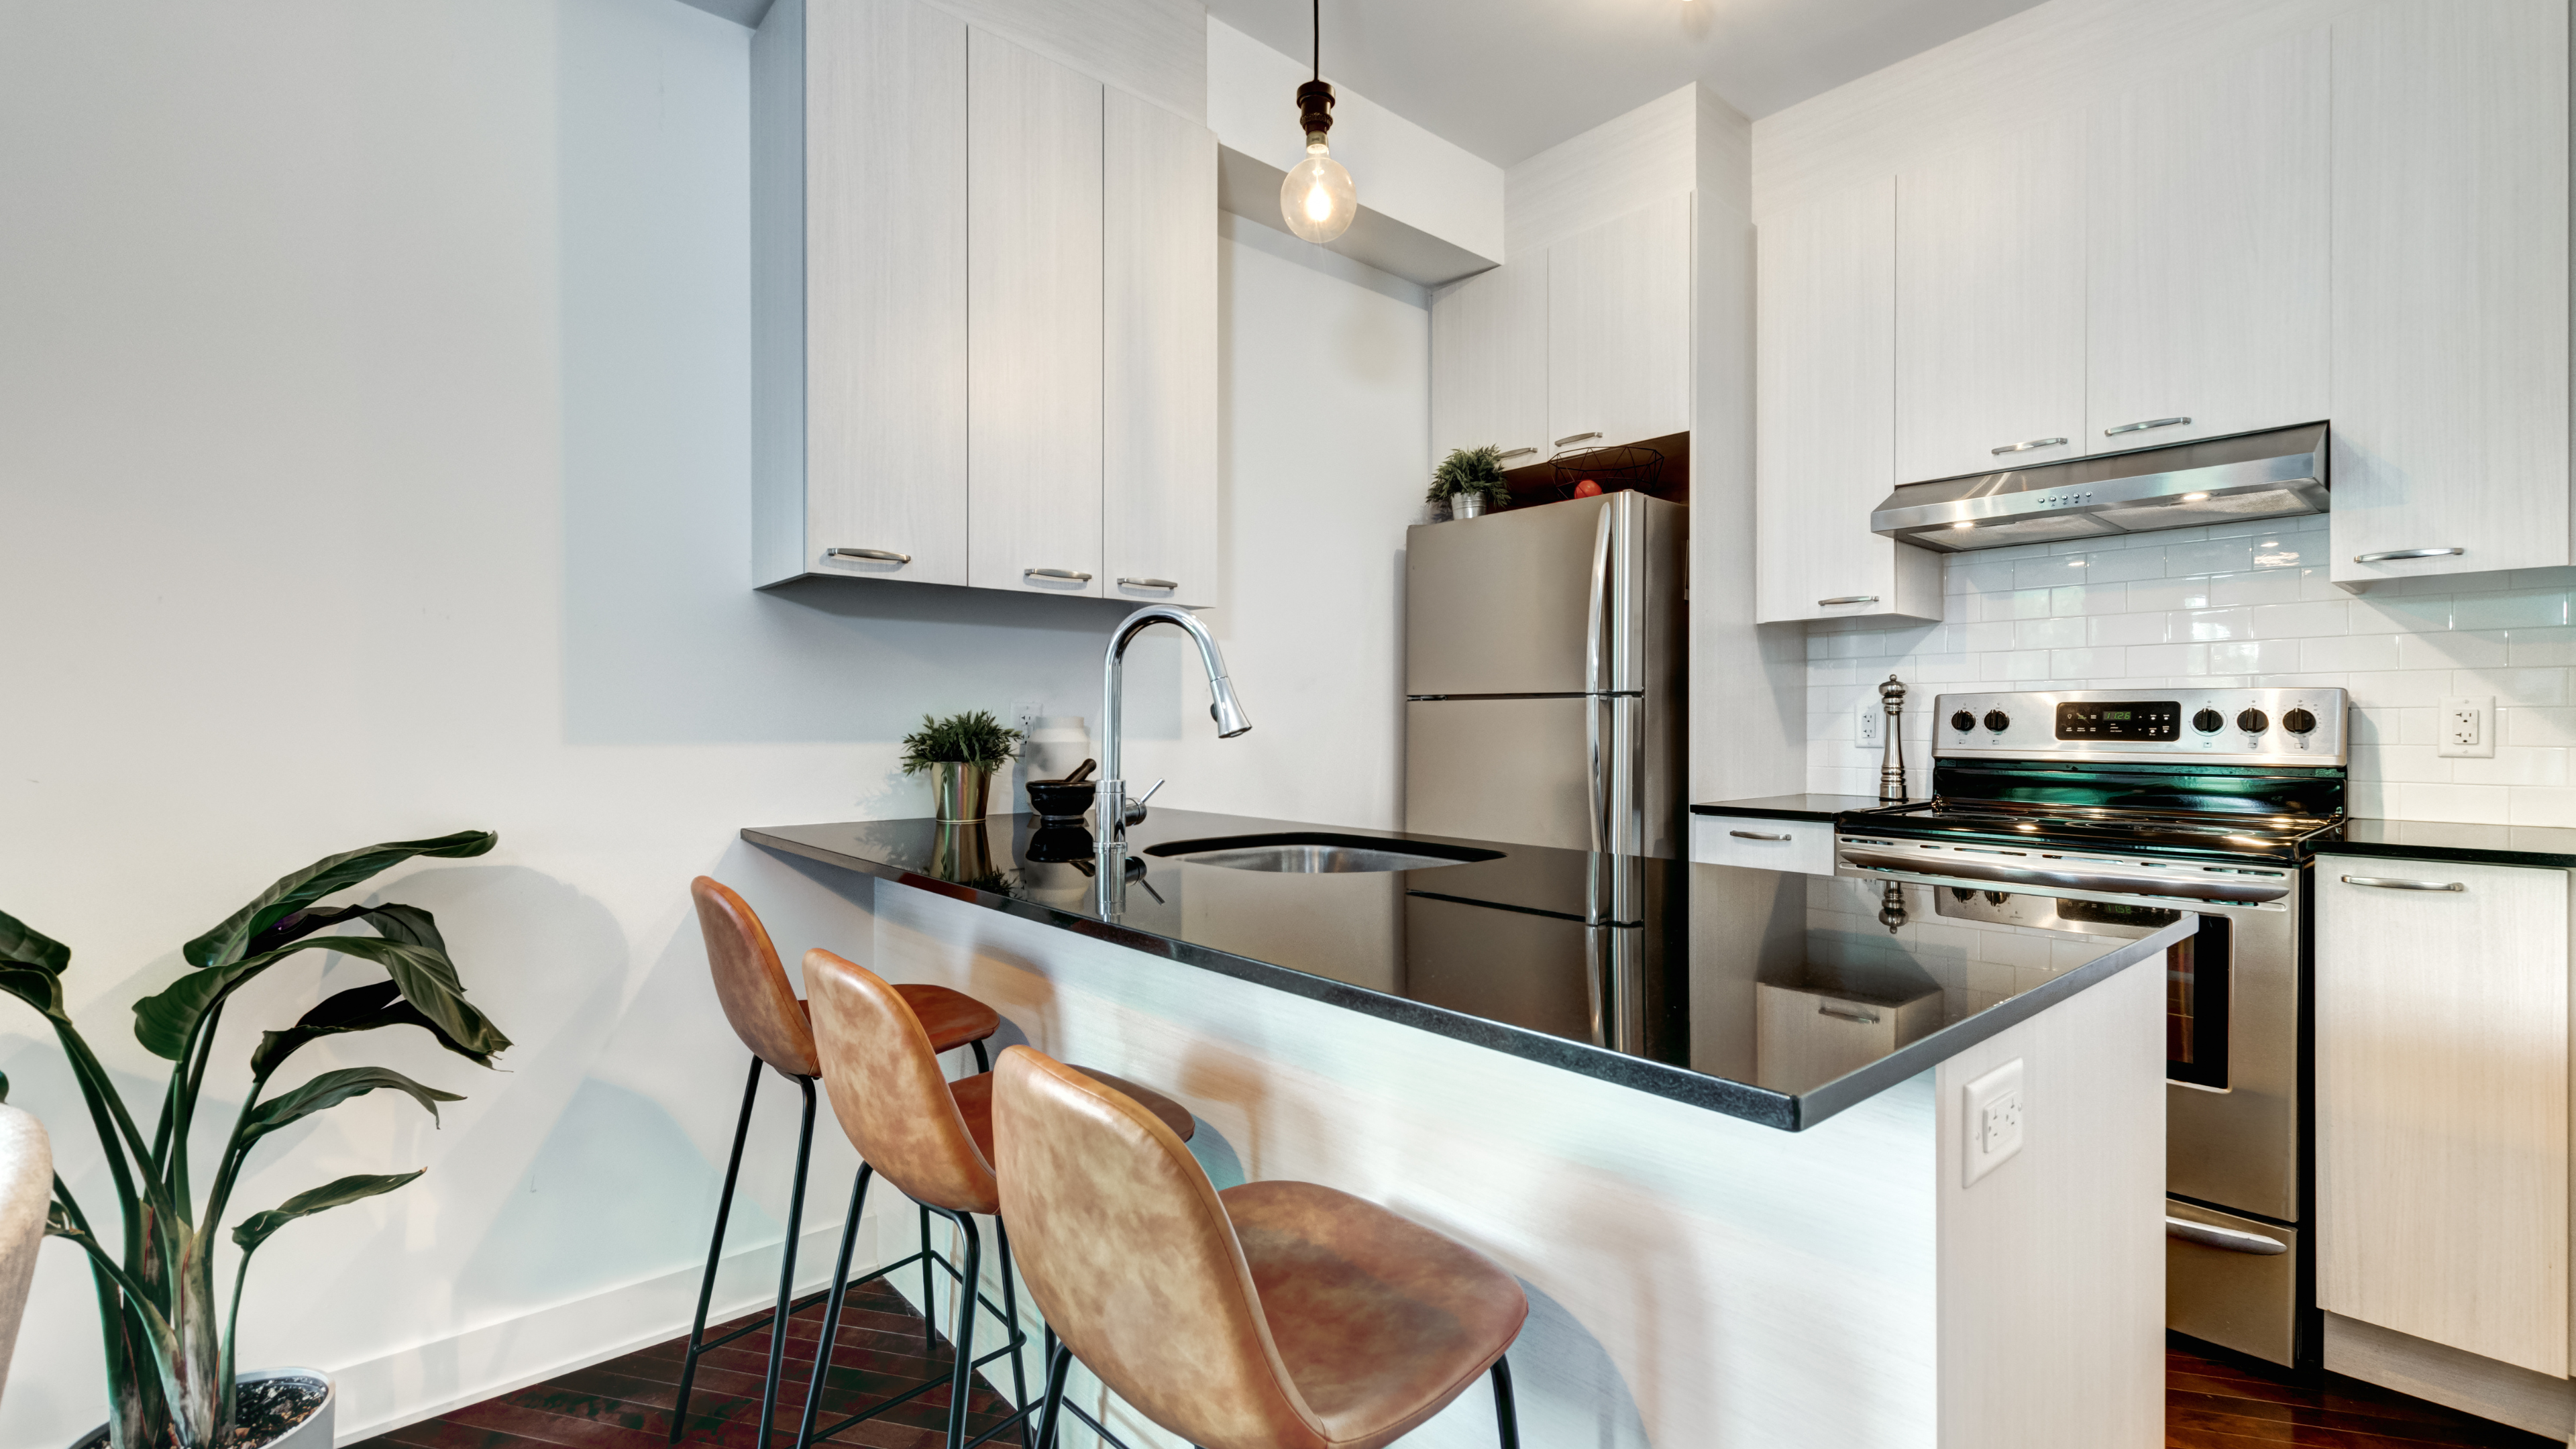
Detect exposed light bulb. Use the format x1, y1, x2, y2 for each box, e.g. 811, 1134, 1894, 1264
1282, 140, 1357, 243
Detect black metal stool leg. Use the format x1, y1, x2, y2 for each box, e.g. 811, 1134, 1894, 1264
669, 1053, 763, 1441
757, 1076, 819, 1449
920, 1204, 939, 1350
1033, 1340, 1073, 1449
936, 1209, 984, 1449
971, 1038, 991, 1073
1489, 1355, 1520, 1449
792, 1163, 873, 1449
994, 1219, 1033, 1448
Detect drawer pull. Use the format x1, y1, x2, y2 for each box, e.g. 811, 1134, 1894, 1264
1118, 576, 1179, 591
1819, 595, 1880, 606
2165, 1217, 2288, 1256
1025, 568, 1095, 582
1992, 436, 2070, 455
2106, 416, 2191, 437
1498, 447, 1538, 461
1554, 431, 1603, 447
1729, 829, 1792, 842
1817, 1002, 1881, 1024
2339, 875, 2464, 892
2353, 547, 2463, 564
827, 547, 911, 565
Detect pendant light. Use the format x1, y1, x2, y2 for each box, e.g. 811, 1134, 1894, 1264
1279, 0, 1357, 243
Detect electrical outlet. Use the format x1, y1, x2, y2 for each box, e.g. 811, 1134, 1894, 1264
1010, 697, 1044, 738
2437, 696, 2496, 759
1856, 704, 1881, 750
1962, 1059, 2026, 1187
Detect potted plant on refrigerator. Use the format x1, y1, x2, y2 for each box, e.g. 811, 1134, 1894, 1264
1427, 446, 1513, 519
900, 710, 1024, 822
0, 830, 509, 1449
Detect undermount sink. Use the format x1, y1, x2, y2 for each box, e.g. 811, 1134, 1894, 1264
1144, 831, 1504, 875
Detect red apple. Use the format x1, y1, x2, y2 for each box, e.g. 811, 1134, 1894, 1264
1573, 479, 1603, 498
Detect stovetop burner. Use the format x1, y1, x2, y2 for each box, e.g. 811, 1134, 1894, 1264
1844, 798, 2337, 863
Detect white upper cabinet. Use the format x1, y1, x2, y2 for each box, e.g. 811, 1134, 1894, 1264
2330, 0, 2570, 586
1895, 117, 2087, 483
1756, 176, 1939, 624
1548, 194, 1693, 453
1102, 89, 1218, 609
753, 0, 969, 588
967, 30, 1105, 596
1429, 262, 1548, 468
2086, 28, 2328, 453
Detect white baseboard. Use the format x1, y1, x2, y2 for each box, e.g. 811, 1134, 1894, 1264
2324, 1312, 2576, 1441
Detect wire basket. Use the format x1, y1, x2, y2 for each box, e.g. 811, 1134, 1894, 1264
1550, 444, 1664, 499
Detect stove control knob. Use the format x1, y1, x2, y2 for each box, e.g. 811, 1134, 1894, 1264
1950, 709, 1976, 732
2237, 708, 2270, 734
2192, 708, 2225, 734
1982, 709, 2010, 733
2282, 707, 2317, 735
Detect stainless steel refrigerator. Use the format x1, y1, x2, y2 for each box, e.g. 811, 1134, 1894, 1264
1404, 490, 1688, 857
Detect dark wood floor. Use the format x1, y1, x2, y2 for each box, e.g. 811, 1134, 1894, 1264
351, 1285, 2563, 1448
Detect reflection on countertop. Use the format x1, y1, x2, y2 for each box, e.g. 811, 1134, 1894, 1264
746, 809, 2187, 1130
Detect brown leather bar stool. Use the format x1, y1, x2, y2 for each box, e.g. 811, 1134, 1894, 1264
673, 877, 1004, 1447
800, 949, 1197, 1449
993, 1045, 1527, 1449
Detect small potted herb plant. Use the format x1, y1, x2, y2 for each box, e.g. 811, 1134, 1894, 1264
1427, 445, 1513, 520
900, 711, 1024, 822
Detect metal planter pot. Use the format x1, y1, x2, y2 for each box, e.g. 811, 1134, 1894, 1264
73, 1369, 335, 1449
930, 761, 996, 822
1449, 490, 1486, 520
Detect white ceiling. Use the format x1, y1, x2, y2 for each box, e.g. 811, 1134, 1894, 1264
1203, 0, 2047, 166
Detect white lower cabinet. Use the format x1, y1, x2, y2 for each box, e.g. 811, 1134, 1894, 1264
2315, 855, 2571, 1377
1689, 814, 1836, 876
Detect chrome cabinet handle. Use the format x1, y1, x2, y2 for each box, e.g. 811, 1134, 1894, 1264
1817, 1002, 1881, 1024
1819, 595, 1880, 606
1992, 436, 2070, 455
2353, 547, 2464, 564
1025, 568, 1095, 582
1498, 447, 1537, 460
2165, 1217, 2288, 1256
2340, 875, 2465, 892
1117, 576, 1179, 590
1838, 843, 2293, 903
1729, 829, 1792, 841
2106, 416, 2191, 437
827, 547, 912, 564
1554, 431, 1603, 447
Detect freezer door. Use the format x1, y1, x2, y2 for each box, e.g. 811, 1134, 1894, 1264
1407, 696, 1597, 851
1406, 494, 1615, 696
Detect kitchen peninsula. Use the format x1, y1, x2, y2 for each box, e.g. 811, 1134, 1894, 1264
748, 808, 2181, 1448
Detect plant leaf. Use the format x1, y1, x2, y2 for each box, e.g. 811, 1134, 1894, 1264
241, 1067, 461, 1146
184, 830, 495, 969
252, 983, 495, 1077
0, 964, 68, 1024
133, 935, 508, 1063
0, 908, 68, 974
244, 900, 451, 960
231, 1170, 423, 1254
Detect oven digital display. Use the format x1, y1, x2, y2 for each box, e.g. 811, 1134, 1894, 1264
2055, 700, 2180, 741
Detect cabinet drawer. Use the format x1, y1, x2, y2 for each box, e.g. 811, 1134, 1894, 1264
1691, 815, 1835, 875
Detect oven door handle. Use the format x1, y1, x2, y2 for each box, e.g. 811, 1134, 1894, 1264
2165, 1216, 2288, 1256
1835, 844, 2293, 904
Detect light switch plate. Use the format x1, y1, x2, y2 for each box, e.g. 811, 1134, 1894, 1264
1962, 1059, 2025, 1187
2437, 696, 2496, 759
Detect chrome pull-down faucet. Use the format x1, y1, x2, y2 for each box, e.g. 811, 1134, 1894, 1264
1098, 604, 1251, 844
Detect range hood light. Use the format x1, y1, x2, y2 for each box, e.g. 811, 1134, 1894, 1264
1949, 521, 1974, 530
2182, 491, 2211, 502
1870, 422, 2330, 553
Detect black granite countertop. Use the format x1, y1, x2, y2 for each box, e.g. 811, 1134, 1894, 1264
745, 809, 2186, 1131
2314, 817, 2576, 869
1689, 794, 1902, 822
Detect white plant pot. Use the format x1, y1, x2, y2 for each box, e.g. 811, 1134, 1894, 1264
72, 1369, 334, 1449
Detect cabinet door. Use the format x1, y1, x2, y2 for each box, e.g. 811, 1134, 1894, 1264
2330, 0, 2569, 585
2316, 856, 2569, 1376
1895, 118, 2086, 482
1754, 176, 1941, 625
966, 30, 1104, 595
2087, 28, 2328, 452
801, 0, 969, 586
1547, 194, 1691, 453
1102, 89, 1217, 609
1430, 263, 1548, 468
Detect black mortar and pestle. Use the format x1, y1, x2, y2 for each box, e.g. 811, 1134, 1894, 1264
1026, 757, 1098, 822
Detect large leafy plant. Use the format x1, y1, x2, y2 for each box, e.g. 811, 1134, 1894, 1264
0, 831, 508, 1449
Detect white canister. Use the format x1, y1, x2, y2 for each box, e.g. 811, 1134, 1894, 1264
1023, 716, 1091, 783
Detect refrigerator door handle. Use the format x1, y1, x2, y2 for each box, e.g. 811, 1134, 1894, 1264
1587, 693, 1609, 853
1585, 501, 1615, 695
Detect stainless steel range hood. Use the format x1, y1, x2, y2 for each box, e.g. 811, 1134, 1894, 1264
1870, 422, 2328, 553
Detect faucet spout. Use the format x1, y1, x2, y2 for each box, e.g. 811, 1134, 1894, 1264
1100, 604, 1252, 841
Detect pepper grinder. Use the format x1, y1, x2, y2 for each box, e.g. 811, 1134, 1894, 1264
1878, 674, 1909, 804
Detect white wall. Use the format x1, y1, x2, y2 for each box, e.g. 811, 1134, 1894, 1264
0, 1, 1429, 1443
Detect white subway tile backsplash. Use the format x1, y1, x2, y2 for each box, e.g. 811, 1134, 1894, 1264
1800, 544, 2576, 827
